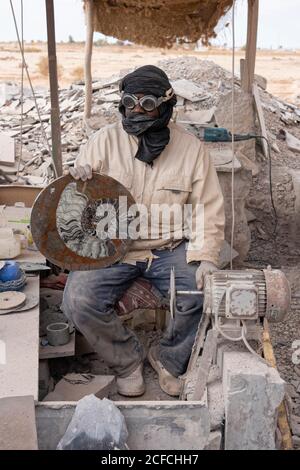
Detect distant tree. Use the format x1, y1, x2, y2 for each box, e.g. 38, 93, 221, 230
68, 35, 75, 43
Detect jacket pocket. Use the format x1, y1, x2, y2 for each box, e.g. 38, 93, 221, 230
152, 175, 192, 205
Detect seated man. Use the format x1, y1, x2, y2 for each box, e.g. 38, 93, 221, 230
62, 65, 225, 397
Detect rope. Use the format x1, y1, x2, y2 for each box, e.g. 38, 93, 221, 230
16, 0, 24, 178
9, 0, 54, 175
230, 0, 236, 269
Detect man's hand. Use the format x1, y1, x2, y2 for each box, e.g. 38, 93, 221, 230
196, 261, 218, 290
64, 164, 93, 181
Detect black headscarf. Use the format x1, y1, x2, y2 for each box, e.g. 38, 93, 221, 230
119, 65, 177, 165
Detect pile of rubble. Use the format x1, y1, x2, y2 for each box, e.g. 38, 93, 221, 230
0, 57, 300, 183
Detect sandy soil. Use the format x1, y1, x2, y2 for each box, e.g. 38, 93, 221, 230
0, 42, 300, 105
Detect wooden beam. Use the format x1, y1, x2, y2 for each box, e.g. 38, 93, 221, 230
84, 0, 94, 119
242, 0, 259, 93
262, 319, 293, 450
45, 0, 62, 177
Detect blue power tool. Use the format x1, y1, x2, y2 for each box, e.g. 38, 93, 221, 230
199, 127, 255, 142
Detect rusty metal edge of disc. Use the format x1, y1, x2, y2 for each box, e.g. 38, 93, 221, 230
30, 173, 135, 271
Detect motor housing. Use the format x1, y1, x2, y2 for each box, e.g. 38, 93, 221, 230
203, 268, 291, 323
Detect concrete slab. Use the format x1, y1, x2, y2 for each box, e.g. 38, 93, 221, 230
0, 276, 39, 400
36, 400, 211, 450
0, 133, 15, 166
0, 395, 38, 449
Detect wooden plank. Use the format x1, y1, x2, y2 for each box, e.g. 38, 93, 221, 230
36, 400, 210, 450
0, 396, 38, 449
45, 0, 62, 177
0, 276, 39, 400
191, 329, 218, 401
39, 331, 75, 360
0, 133, 15, 166
262, 319, 293, 450
253, 83, 269, 159
242, 0, 259, 93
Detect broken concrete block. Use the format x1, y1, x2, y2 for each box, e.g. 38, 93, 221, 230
56, 395, 129, 450
0, 396, 38, 450
283, 130, 300, 153
43, 373, 115, 401
223, 352, 285, 450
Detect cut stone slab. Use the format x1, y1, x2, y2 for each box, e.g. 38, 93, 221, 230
171, 79, 210, 102
0, 133, 15, 166
56, 395, 129, 450
177, 107, 216, 124
0, 396, 38, 450
223, 351, 285, 450
43, 373, 115, 401
0, 276, 39, 400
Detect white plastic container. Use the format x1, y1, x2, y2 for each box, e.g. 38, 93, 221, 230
0, 227, 21, 259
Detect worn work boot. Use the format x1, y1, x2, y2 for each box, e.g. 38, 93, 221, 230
116, 363, 145, 397
147, 345, 182, 397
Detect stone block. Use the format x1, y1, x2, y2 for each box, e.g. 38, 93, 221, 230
223, 352, 285, 450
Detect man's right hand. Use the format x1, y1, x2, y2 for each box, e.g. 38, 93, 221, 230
64, 164, 93, 181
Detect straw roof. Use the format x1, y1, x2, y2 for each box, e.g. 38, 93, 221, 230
91, 0, 234, 48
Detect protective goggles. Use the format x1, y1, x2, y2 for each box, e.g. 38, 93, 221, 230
121, 87, 174, 112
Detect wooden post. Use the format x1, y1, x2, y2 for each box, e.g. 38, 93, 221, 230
84, 0, 94, 119
45, 0, 62, 177
242, 0, 259, 93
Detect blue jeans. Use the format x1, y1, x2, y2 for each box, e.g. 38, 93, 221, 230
62, 241, 203, 378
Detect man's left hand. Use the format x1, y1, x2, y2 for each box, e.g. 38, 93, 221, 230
196, 261, 218, 290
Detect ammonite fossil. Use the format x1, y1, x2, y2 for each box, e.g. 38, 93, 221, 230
30, 173, 136, 271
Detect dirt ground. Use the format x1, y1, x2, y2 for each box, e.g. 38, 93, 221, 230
1, 42, 300, 106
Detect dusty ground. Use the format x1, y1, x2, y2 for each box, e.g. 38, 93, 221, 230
1, 42, 300, 105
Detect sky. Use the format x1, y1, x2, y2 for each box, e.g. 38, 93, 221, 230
0, 0, 299, 50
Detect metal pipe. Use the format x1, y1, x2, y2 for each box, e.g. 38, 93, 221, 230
45, 0, 62, 177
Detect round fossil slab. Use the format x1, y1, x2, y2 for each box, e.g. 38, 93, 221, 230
0, 291, 26, 310
31, 174, 136, 271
